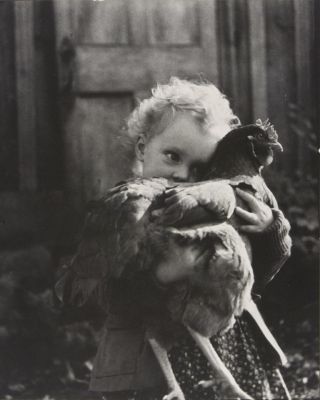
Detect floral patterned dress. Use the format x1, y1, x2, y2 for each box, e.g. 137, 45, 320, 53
126, 313, 291, 400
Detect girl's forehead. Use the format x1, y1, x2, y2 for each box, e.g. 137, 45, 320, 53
159, 111, 221, 144
149, 106, 176, 138
157, 112, 221, 161
158, 111, 200, 137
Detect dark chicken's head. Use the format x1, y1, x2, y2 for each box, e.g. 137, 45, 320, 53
246, 119, 283, 167
206, 119, 283, 179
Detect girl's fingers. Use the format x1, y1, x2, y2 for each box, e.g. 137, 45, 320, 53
235, 188, 260, 211
235, 207, 258, 224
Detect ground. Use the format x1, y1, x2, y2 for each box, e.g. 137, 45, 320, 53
1, 304, 318, 400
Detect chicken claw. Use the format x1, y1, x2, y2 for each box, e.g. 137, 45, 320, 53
197, 379, 254, 399
162, 387, 185, 400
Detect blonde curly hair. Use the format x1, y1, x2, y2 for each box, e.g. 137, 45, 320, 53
125, 77, 240, 175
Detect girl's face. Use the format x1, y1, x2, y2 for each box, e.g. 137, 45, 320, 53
136, 112, 223, 182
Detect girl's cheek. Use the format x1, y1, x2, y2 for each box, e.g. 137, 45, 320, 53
161, 165, 174, 179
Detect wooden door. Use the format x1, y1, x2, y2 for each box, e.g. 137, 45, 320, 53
54, 0, 219, 207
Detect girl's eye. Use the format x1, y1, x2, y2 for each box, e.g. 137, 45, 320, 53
165, 151, 181, 163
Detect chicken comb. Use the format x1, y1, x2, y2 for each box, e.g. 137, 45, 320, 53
255, 118, 277, 137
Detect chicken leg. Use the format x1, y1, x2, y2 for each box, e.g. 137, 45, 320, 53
187, 326, 254, 400
147, 335, 185, 400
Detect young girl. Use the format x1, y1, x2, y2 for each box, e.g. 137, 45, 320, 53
88, 77, 292, 400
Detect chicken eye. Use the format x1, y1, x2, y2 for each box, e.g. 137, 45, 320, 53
165, 151, 181, 163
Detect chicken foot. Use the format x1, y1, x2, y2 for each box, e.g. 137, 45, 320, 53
187, 326, 254, 400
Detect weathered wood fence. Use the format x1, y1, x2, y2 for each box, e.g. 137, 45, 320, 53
0, 0, 318, 208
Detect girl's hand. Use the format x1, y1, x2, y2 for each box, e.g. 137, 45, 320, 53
235, 188, 274, 233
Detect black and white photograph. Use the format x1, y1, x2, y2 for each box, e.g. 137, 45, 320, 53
0, 0, 318, 399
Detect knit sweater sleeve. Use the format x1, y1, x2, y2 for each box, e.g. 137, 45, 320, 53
251, 189, 292, 292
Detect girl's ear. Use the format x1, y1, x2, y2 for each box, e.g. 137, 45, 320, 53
135, 136, 145, 161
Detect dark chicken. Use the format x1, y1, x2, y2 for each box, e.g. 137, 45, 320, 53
162, 119, 283, 228
56, 120, 283, 400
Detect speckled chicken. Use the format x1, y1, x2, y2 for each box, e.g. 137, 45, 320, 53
56, 120, 283, 400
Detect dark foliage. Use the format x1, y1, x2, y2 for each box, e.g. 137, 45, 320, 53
262, 169, 319, 317
260, 163, 319, 399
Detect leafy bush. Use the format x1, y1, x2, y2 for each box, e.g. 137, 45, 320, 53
265, 169, 318, 263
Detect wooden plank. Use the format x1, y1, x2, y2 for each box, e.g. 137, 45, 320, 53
248, 0, 268, 121
216, 0, 229, 94
74, 46, 208, 92
233, 0, 251, 123
146, 0, 199, 45
64, 96, 133, 205
216, 0, 239, 105
76, 0, 129, 44
53, 0, 77, 93
15, 0, 37, 191
315, 0, 320, 134
216, 0, 250, 119
293, 0, 313, 171
127, 0, 148, 45
0, 1, 18, 190
265, 0, 296, 171
53, 0, 76, 47
198, 0, 219, 85
34, 0, 62, 190
225, 0, 239, 104
293, 0, 312, 109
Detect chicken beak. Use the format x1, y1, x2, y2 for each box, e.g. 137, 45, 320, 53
270, 142, 283, 152
248, 135, 283, 152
